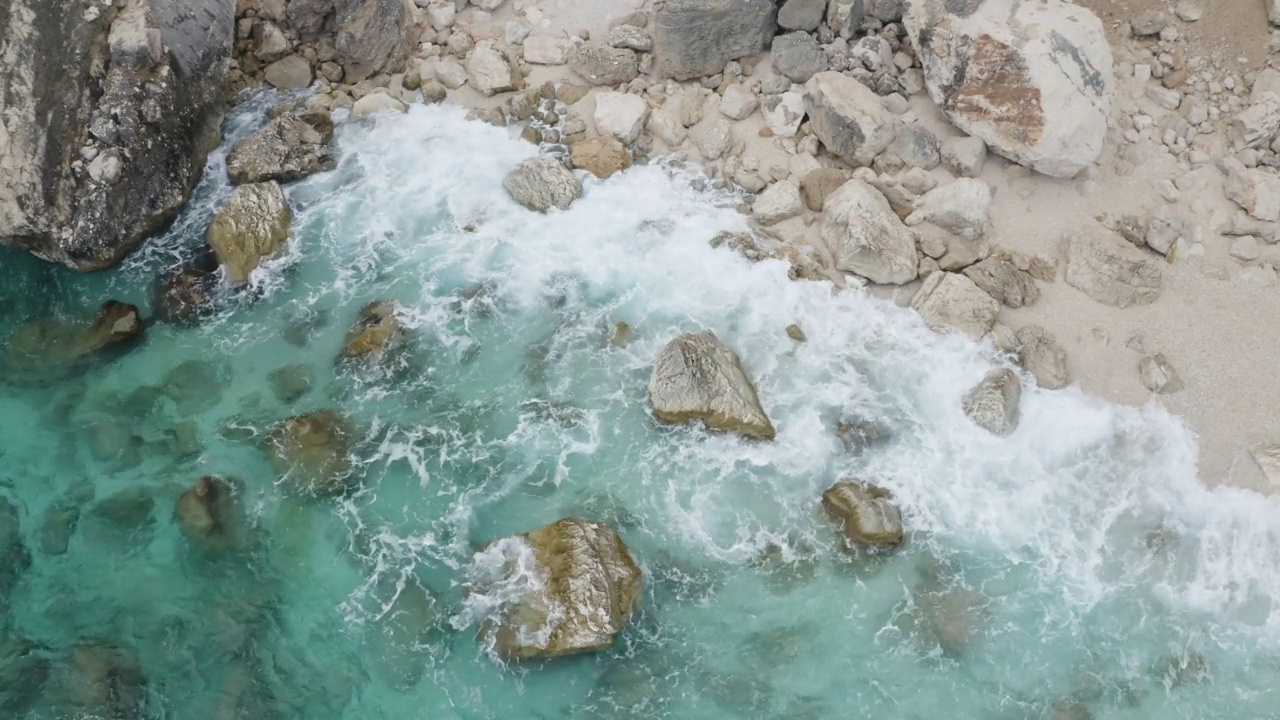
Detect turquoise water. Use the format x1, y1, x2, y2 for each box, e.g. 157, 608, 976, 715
2, 97, 1280, 718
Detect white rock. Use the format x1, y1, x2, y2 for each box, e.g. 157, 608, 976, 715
523, 34, 572, 65
1228, 92, 1280, 151
762, 91, 806, 138
690, 115, 732, 160
436, 57, 468, 89
1224, 158, 1280, 222
646, 104, 687, 146
1147, 85, 1183, 111
593, 92, 650, 145
804, 72, 899, 166
506, 21, 532, 45
352, 93, 408, 116
466, 42, 519, 96
910, 271, 1001, 339
1250, 443, 1280, 487
472, 0, 504, 9
906, 179, 992, 240
1174, 1, 1203, 22
503, 157, 582, 212
1231, 235, 1262, 261
426, 1, 455, 30
941, 136, 987, 178
820, 179, 919, 284
753, 180, 804, 225
720, 84, 759, 121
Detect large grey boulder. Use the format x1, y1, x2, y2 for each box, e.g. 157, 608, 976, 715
652, 0, 777, 80
903, 0, 1113, 178
962, 368, 1021, 436
804, 72, 899, 166
819, 179, 918, 284
1063, 231, 1162, 308
227, 112, 335, 185
287, 0, 424, 83
822, 480, 904, 548
206, 181, 292, 286
906, 178, 992, 241
503, 157, 582, 212
0, 0, 233, 269
649, 330, 775, 440
911, 271, 1000, 339
772, 31, 828, 83
476, 518, 642, 659
778, 0, 825, 31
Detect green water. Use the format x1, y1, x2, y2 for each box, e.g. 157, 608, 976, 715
1, 99, 1279, 719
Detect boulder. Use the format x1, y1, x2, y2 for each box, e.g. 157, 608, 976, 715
821, 480, 904, 548
902, 0, 1114, 178
778, 0, 825, 31
1139, 353, 1182, 394
338, 301, 409, 367
289, 0, 423, 83
594, 92, 650, 145
226, 112, 335, 185
352, 93, 408, 116
478, 518, 642, 658
267, 410, 355, 496
467, 41, 521, 96
207, 181, 292, 286
648, 330, 775, 440
963, 256, 1039, 308
962, 368, 1021, 436
819, 179, 918, 284
1015, 325, 1069, 390
571, 44, 639, 86
0, 0, 233, 269
753, 180, 805, 225
4, 301, 144, 380
804, 72, 899, 166
66, 643, 147, 718
570, 137, 632, 179
772, 31, 828, 83
719, 84, 759, 120
941, 136, 987, 178
263, 54, 313, 89
174, 476, 246, 553
1062, 232, 1162, 308
910, 272, 1000, 339
503, 157, 582, 212
762, 91, 806, 138
651, 0, 777, 80
906, 178, 991, 241
800, 167, 847, 211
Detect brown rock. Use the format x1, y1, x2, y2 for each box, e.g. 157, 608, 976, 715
338, 301, 408, 367
800, 167, 847, 211
569, 137, 632, 179
822, 480, 904, 548
267, 411, 355, 496
175, 476, 246, 553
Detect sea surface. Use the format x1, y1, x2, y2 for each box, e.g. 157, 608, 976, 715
1, 96, 1279, 718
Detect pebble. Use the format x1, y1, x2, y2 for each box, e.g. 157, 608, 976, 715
1174, 1, 1203, 22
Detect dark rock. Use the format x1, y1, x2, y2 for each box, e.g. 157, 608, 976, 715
162, 359, 232, 415
282, 307, 330, 347
37, 483, 95, 556
778, 0, 825, 31
174, 476, 247, 553
0, 498, 31, 609
269, 364, 314, 403
772, 31, 828, 83
651, 0, 777, 80
338, 301, 408, 368
0, 0, 234, 269
154, 255, 220, 324
3, 301, 144, 381
0, 638, 50, 716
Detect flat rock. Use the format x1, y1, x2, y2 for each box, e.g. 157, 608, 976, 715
651, 0, 777, 80
226, 112, 334, 184
503, 157, 582, 212
906, 178, 991, 241
264, 54, 312, 89
572, 44, 639, 86
911, 271, 1000, 339
820, 179, 918, 284
648, 330, 775, 440
804, 72, 899, 166
822, 480, 904, 547
593, 92, 650, 145
962, 368, 1021, 436
753, 180, 804, 225
963, 256, 1039, 308
206, 181, 292, 286
1063, 231, 1162, 308
1139, 353, 1182, 394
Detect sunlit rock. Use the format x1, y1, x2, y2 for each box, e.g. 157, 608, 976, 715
206, 181, 292, 286
821, 480, 905, 548
338, 301, 408, 369
962, 368, 1022, 436
648, 330, 776, 440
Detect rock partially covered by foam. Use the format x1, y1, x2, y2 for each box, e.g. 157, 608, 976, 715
174, 476, 246, 553
822, 480, 905, 548
648, 330, 776, 440
962, 368, 1021, 436
267, 410, 354, 496
338, 300, 408, 368
503, 157, 582, 212
478, 518, 642, 659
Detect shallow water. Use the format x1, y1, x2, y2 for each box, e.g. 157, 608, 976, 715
2, 98, 1280, 718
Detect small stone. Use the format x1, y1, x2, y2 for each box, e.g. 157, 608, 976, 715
719, 84, 759, 120
1230, 235, 1261, 261
941, 136, 987, 178
1131, 11, 1167, 37
1174, 1, 1203, 22
785, 323, 806, 342
1139, 353, 1182, 394
752, 180, 804, 225
607, 25, 651, 52
1147, 85, 1183, 111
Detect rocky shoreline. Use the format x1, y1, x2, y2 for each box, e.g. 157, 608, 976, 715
4, 0, 1280, 486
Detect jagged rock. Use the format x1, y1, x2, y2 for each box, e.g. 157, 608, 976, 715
772, 31, 828, 83
594, 92, 650, 145
820, 179, 918, 284
608, 25, 652, 52
1223, 158, 1280, 222
571, 44, 639, 86
648, 330, 775, 440
778, 0, 825, 31
267, 410, 355, 496
4, 301, 144, 380
762, 91, 806, 138
288, 0, 422, 83
1144, 208, 1184, 257
207, 181, 292, 286
1249, 443, 1280, 486
154, 255, 219, 324
963, 257, 1039, 308
175, 476, 246, 553
503, 157, 582, 212
1062, 232, 1162, 308
0, 0, 233, 269
962, 368, 1021, 436
827, 0, 866, 36
651, 0, 777, 80
884, 125, 941, 170
227, 112, 334, 185
941, 136, 987, 178
1015, 325, 1069, 389
467, 41, 521, 96
338, 300, 408, 367
801, 167, 847, 211
352, 93, 408, 116
753, 180, 804, 225
804, 72, 899, 166
906, 178, 991, 241
570, 137, 632, 179
821, 480, 904, 548
910, 272, 1000, 339
263, 54, 312, 89
477, 518, 641, 658
903, 0, 1114, 178
1139, 353, 1182, 394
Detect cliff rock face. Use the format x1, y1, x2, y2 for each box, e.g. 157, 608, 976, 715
0, 0, 234, 269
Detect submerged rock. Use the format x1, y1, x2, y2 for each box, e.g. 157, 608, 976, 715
4, 301, 144, 380
903, 0, 1114, 177
37, 483, 95, 556
162, 359, 232, 415
503, 157, 582, 212
0, 498, 31, 609
267, 410, 355, 496
269, 363, 314, 403
479, 518, 642, 659
63, 642, 147, 718
962, 368, 1021, 436
822, 480, 905, 548
154, 255, 220, 324
648, 330, 775, 440
338, 301, 409, 368
175, 476, 246, 553
207, 181, 292, 286
226, 111, 335, 185
0, 638, 50, 716
835, 416, 890, 454
86, 487, 156, 539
